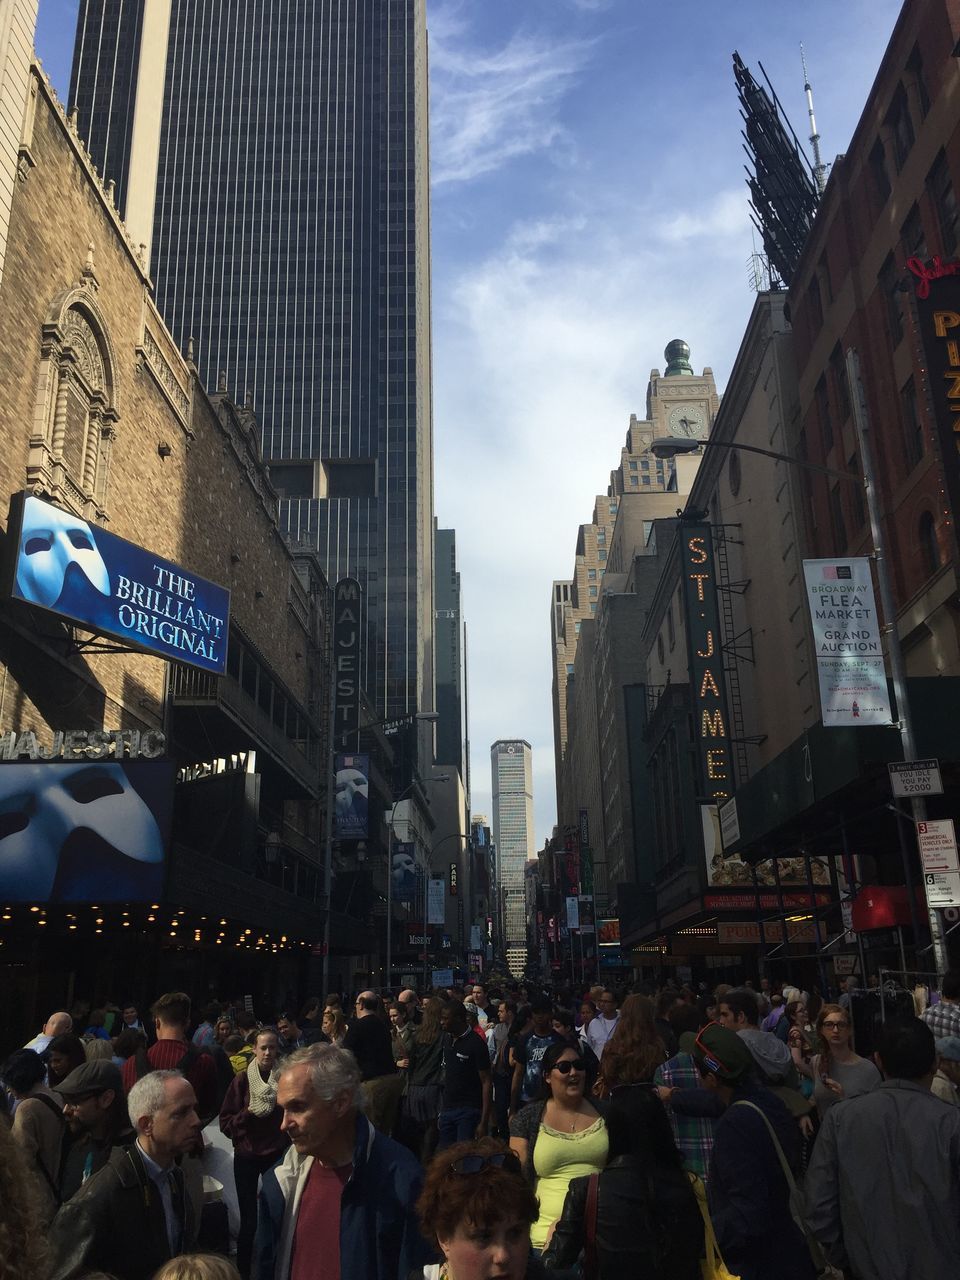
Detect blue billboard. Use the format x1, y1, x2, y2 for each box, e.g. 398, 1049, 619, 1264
6, 493, 230, 674
334, 753, 369, 840
0, 760, 174, 903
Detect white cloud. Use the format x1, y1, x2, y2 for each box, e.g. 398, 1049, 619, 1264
429, 10, 594, 185
657, 189, 752, 247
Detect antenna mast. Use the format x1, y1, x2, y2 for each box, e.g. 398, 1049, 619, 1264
801, 43, 828, 196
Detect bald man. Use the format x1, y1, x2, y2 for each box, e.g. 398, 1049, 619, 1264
344, 991, 403, 1133
25, 1010, 72, 1054
398, 990, 422, 1024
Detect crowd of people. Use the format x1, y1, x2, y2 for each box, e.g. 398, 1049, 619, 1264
3, 971, 960, 1280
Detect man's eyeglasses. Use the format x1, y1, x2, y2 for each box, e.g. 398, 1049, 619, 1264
449, 1151, 521, 1176
551, 1057, 586, 1075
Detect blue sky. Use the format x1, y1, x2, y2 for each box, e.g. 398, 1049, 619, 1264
35, 0, 903, 848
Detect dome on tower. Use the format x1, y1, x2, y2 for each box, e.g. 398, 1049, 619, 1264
664, 339, 693, 376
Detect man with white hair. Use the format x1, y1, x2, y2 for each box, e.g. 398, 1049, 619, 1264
24, 1009, 72, 1053
47, 1069, 200, 1280
254, 1042, 431, 1280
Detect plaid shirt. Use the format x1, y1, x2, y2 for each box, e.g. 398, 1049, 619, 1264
922, 1000, 960, 1039
654, 1052, 715, 1184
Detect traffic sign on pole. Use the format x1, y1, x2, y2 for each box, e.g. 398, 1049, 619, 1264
888, 759, 944, 798
917, 819, 959, 874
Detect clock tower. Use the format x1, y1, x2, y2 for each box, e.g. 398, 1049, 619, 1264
647, 339, 720, 442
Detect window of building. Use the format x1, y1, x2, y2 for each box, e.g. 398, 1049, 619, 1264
907, 44, 931, 119
642, 475, 651, 486
575, 621, 581, 635
269, 462, 314, 498
815, 375, 833, 451
641, 458, 649, 470
879, 252, 904, 347
830, 486, 846, 549
887, 85, 915, 172
919, 511, 940, 577
630, 475, 639, 486
589, 586, 598, 598
588, 569, 597, 580
590, 603, 597, 614
928, 151, 959, 258
598, 550, 607, 562
830, 344, 850, 422
642, 520, 654, 544
566, 663, 574, 675
629, 460, 638, 470
901, 204, 928, 262
900, 377, 925, 468
869, 138, 891, 205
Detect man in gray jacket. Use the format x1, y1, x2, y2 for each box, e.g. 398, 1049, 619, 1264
805, 1016, 960, 1280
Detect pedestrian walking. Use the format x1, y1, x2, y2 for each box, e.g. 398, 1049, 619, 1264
438, 999, 492, 1148
0, 1118, 50, 1280
344, 991, 403, 1134
795, 1003, 881, 1120
58, 1060, 135, 1203
2, 1047, 65, 1225
594, 994, 666, 1096
401, 996, 445, 1161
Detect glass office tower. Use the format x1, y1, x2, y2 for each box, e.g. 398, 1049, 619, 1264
70, 0, 435, 725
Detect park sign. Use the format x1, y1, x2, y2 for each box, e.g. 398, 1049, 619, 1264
5, 492, 229, 674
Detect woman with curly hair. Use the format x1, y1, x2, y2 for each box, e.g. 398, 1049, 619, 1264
415, 1137, 542, 1279
0, 1111, 49, 1280
594, 994, 666, 1096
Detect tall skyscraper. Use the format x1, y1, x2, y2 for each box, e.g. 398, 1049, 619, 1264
491, 739, 534, 975
434, 523, 464, 776
69, 0, 435, 727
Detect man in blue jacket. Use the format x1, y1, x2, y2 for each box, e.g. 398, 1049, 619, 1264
254, 1042, 432, 1280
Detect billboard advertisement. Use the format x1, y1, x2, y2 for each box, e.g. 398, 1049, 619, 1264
803, 558, 891, 726
6, 493, 229, 675
334, 753, 368, 839
428, 877, 446, 925
391, 841, 417, 902
702, 804, 830, 888
598, 918, 621, 946
0, 760, 174, 902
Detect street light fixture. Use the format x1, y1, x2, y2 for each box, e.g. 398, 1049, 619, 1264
650, 348, 948, 977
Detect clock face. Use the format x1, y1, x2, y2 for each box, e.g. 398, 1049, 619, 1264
668, 404, 707, 438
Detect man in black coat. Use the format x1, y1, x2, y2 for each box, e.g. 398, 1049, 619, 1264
47, 1069, 201, 1280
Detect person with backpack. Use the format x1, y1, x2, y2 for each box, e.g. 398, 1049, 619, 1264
1, 1046, 65, 1224
120, 992, 219, 1125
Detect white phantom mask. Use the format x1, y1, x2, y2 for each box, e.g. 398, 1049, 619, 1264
0, 763, 164, 901
335, 768, 368, 814
16, 498, 110, 608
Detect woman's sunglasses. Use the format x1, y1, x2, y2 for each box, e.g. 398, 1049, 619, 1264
449, 1151, 521, 1176
550, 1057, 586, 1074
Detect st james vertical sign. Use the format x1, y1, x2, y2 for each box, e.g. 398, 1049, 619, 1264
680, 524, 733, 803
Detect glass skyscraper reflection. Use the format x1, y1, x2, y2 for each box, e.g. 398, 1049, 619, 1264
69, 0, 435, 724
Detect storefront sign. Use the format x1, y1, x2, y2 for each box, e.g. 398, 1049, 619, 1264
334, 753, 368, 839
914, 267, 960, 522
333, 578, 362, 742
704, 891, 831, 911
680, 525, 733, 802
6, 493, 229, 674
0, 728, 165, 760
803, 558, 891, 726
716, 920, 818, 946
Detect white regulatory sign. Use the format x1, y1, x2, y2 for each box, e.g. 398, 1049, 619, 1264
888, 759, 944, 797
924, 870, 960, 908
917, 819, 959, 874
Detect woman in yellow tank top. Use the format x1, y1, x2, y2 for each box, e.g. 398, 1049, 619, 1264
508, 1041, 608, 1250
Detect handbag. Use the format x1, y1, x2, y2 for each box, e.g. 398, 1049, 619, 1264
688, 1172, 740, 1280
732, 1101, 843, 1280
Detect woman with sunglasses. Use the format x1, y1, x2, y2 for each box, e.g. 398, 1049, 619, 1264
509, 1042, 608, 1252
415, 1138, 542, 1280
795, 1002, 880, 1119
541, 1082, 703, 1279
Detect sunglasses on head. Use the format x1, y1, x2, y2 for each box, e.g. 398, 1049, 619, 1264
449, 1151, 521, 1176
550, 1057, 586, 1075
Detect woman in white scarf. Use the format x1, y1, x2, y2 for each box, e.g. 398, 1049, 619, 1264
219, 1028, 288, 1278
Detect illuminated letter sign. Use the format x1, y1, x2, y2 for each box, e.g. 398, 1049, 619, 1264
333, 577, 362, 743
915, 271, 960, 528
680, 524, 733, 802
5, 493, 230, 674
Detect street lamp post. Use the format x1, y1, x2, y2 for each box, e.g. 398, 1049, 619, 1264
651, 347, 950, 979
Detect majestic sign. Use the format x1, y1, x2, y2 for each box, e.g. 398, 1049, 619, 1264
913, 270, 960, 522
0, 728, 165, 761
6, 493, 229, 674
333, 578, 362, 744
333, 753, 368, 840
0, 760, 174, 903
803, 558, 891, 726
680, 525, 733, 802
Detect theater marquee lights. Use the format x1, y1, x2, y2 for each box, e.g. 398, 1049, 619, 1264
680, 524, 733, 802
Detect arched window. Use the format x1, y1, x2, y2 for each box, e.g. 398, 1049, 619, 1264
27, 267, 119, 521
919, 510, 940, 578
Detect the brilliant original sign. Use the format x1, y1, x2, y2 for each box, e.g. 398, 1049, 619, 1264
680, 524, 733, 803
803, 557, 891, 726
6, 493, 229, 674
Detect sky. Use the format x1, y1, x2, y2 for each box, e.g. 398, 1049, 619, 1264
35, 0, 904, 849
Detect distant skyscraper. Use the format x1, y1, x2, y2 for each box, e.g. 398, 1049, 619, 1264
70, 0, 435, 727
491, 740, 534, 975
434, 524, 464, 775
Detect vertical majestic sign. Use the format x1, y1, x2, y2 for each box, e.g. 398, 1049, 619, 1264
913, 264, 960, 524
680, 524, 733, 802
803, 558, 891, 726
333, 578, 362, 745
578, 808, 593, 894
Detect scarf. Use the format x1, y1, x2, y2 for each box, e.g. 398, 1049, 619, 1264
247, 1058, 281, 1116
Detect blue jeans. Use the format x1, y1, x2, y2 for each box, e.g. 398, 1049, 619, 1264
437, 1106, 481, 1150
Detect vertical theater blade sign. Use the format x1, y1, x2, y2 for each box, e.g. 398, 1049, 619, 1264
680, 525, 733, 802
333, 578, 362, 746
